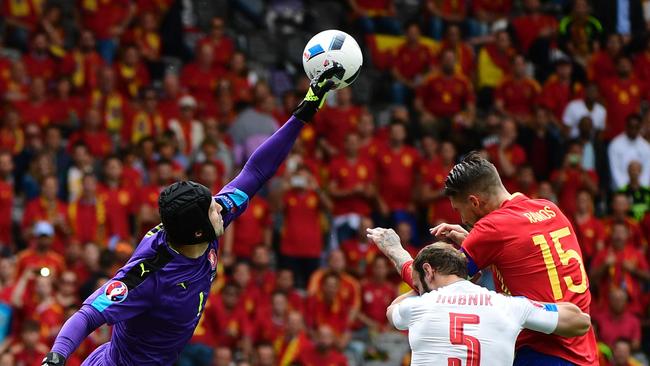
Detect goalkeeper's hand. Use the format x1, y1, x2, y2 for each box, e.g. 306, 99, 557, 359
42, 352, 66, 366
292, 62, 346, 122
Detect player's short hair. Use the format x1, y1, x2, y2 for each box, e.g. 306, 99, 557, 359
444, 151, 503, 198
413, 242, 468, 280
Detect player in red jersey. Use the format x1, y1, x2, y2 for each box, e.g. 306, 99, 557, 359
377, 152, 597, 365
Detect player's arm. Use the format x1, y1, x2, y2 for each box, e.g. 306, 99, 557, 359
511, 297, 591, 338
214, 64, 343, 227
367, 227, 416, 288
42, 305, 106, 365
386, 290, 418, 330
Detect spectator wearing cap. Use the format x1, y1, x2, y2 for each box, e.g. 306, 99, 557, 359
87, 67, 129, 134
0, 152, 14, 247
390, 23, 434, 105
594, 288, 641, 351
59, 30, 105, 93
600, 57, 646, 140
123, 87, 165, 145
539, 58, 584, 123
562, 83, 607, 139
494, 54, 541, 124
168, 95, 205, 156
22, 176, 69, 253
608, 114, 650, 190
16, 221, 65, 278
558, 0, 603, 63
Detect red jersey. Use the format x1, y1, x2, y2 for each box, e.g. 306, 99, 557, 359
573, 215, 606, 260
98, 185, 135, 243
297, 345, 349, 366
2, 0, 42, 30
306, 294, 350, 335
392, 43, 434, 81
375, 145, 420, 210
494, 77, 541, 120
308, 270, 361, 313
67, 130, 112, 159
114, 62, 150, 98
0, 180, 13, 245
180, 63, 223, 107
472, 0, 512, 15
420, 159, 459, 224
122, 110, 166, 144
280, 190, 324, 258
78, 0, 131, 40
461, 194, 597, 365
600, 77, 646, 140
588, 51, 617, 84
88, 90, 129, 133
13, 99, 56, 127
550, 168, 598, 218
603, 217, 647, 249
417, 74, 474, 118
511, 14, 558, 53
360, 280, 396, 328
22, 54, 56, 81
315, 105, 363, 152
438, 42, 474, 78
539, 75, 583, 121
16, 249, 65, 278
59, 51, 104, 92
327, 155, 375, 216
67, 199, 106, 245
196, 36, 235, 69
340, 239, 380, 277
232, 197, 271, 259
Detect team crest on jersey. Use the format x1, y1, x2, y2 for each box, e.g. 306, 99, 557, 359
105, 281, 128, 303
208, 248, 217, 271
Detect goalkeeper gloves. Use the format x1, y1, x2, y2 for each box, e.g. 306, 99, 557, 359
292, 62, 346, 122
42, 352, 66, 366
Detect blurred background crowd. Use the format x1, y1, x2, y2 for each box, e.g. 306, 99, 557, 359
0, 0, 650, 365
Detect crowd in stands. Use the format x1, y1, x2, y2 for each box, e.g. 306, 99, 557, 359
1, 0, 650, 365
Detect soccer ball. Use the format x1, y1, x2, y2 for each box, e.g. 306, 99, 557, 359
302, 30, 363, 90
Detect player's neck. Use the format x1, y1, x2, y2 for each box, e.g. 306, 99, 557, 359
170, 242, 209, 259
491, 190, 513, 211
433, 276, 465, 290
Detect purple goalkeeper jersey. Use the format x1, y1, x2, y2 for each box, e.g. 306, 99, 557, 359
81, 187, 249, 366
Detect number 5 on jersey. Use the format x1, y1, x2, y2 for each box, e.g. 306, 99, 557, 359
533, 227, 588, 301
448, 313, 481, 366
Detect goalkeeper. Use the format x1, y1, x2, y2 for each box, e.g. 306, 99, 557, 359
42, 64, 344, 366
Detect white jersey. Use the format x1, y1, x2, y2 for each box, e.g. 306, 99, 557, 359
391, 280, 559, 366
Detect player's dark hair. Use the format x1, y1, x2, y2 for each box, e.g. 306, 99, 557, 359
413, 242, 468, 282
444, 151, 503, 198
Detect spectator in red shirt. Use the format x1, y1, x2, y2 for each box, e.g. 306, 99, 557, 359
22, 176, 69, 252
416, 49, 475, 137
68, 174, 105, 245
517, 106, 563, 181
123, 87, 165, 145
594, 287, 641, 351
485, 118, 527, 192
306, 273, 352, 345
591, 222, 650, 316
250, 246, 277, 296
99, 156, 135, 242
348, 0, 400, 35
604, 193, 646, 250
574, 190, 606, 263
60, 30, 104, 93
50, 77, 85, 129
21, 32, 56, 81
279, 166, 332, 285
511, 0, 558, 54
207, 283, 253, 357
425, 0, 467, 40
600, 56, 646, 140
225, 196, 271, 260
438, 24, 474, 78
550, 142, 599, 217
274, 311, 312, 365
315, 87, 363, 157
308, 250, 362, 317
13, 77, 55, 127
67, 107, 112, 159
421, 139, 459, 225
11, 271, 63, 343
2, 0, 43, 50
196, 17, 235, 70
16, 221, 65, 278
340, 217, 380, 277
0, 152, 14, 247
274, 269, 305, 314
297, 324, 349, 366
9, 320, 48, 366
391, 23, 434, 104
0, 108, 25, 154
588, 33, 623, 85
222, 52, 254, 105
168, 96, 205, 156
123, 11, 161, 66
1, 59, 30, 103
78, 0, 136, 63
376, 122, 420, 217
358, 256, 397, 332
181, 43, 224, 108
328, 133, 376, 241
254, 291, 290, 344
114, 45, 150, 98
494, 54, 541, 124
540, 58, 583, 123
88, 67, 129, 134
610, 338, 642, 366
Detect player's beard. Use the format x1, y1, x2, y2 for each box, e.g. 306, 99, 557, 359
420, 279, 432, 293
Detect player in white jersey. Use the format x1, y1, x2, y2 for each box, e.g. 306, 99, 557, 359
367, 229, 591, 366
